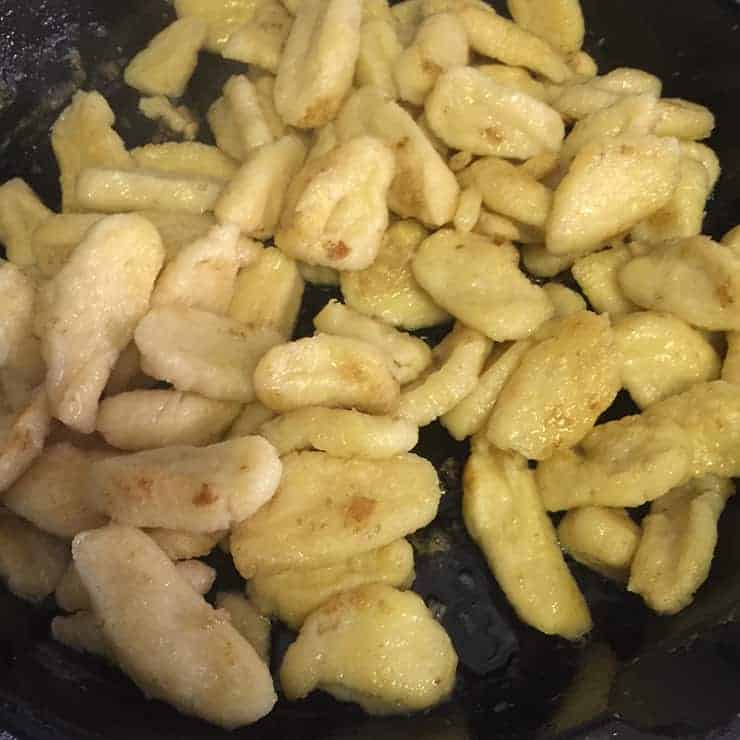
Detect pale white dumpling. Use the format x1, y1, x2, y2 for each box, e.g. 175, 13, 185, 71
135, 305, 283, 402
274, 0, 362, 127
41, 215, 164, 433
73, 525, 276, 728
90, 436, 281, 532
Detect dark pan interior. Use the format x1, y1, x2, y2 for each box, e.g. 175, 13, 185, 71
1, 1, 740, 738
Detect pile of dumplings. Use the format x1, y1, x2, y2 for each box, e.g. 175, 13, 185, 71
0, 0, 738, 728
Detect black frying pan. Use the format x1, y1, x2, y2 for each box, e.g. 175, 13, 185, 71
1, 1, 740, 738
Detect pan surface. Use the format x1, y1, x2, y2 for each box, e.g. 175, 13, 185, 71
1, 1, 740, 738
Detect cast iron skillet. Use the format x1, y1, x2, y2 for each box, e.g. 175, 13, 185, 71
1, 1, 740, 738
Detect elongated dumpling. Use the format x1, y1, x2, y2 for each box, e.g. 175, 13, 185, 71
90, 436, 281, 532
549, 68, 662, 121
653, 98, 715, 141
208, 76, 274, 160
42, 215, 165, 433
73, 525, 276, 728
394, 13, 468, 106
458, 157, 553, 229
274, 0, 362, 127
248, 539, 415, 629
135, 305, 283, 402
456, 5, 572, 83
259, 407, 418, 458
646, 381, 740, 478
507, 0, 584, 55
96, 390, 241, 451
280, 584, 457, 714
542, 283, 586, 317
52, 611, 108, 658
336, 87, 459, 227
628, 476, 733, 614
487, 311, 621, 460
412, 229, 553, 341
0, 262, 41, 368
463, 438, 591, 639
4, 443, 108, 539
537, 413, 692, 511
215, 135, 307, 239
397, 323, 491, 427
618, 236, 740, 331
441, 340, 532, 440
313, 300, 432, 384
537, 381, 740, 510
425, 67, 564, 159
138, 96, 199, 140
131, 143, 236, 181
0, 388, 51, 493
559, 93, 659, 166
631, 154, 713, 243
221, 0, 293, 73
231, 451, 441, 576
254, 334, 400, 414
356, 20, 402, 97
75, 168, 223, 215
